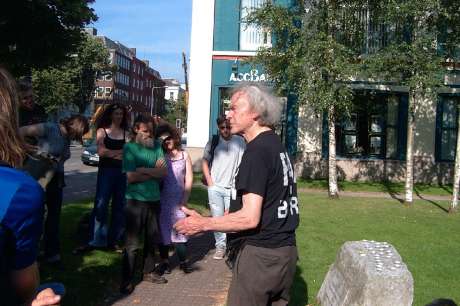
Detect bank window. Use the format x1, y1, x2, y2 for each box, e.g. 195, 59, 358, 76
239, 0, 271, 51
436, 97, 459, 162
335, 94, 405, 159
219, 87, 232, 116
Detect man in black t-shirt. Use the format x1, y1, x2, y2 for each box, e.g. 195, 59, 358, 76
175, 84, 299, 306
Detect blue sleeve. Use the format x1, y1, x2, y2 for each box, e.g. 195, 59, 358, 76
2, 178, 44, 270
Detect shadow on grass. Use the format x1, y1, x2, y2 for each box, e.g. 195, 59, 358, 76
414, 189, 449, 213
41, 186, 215, 306
40, 202, 122, 306
382, 181, 404, 204
290, 265, 309, 306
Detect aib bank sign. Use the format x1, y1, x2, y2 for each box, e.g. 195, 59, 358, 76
229, 69, 268, 82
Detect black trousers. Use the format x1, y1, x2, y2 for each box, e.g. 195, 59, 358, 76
227, 244, 298, 306
44, 173, 64, 257
121, 199, 160, 285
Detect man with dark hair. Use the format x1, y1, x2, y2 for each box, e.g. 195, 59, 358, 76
201, 115, 245, 260
120, 115, 168, 294
176, 84, 299, 306
17, 80, 47, 127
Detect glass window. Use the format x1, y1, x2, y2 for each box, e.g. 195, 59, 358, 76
219, 87, 232, 116
239, 0, 271, 51
386, 96, 398, 158
437, 97, 459, 161
336, 94, 404, 159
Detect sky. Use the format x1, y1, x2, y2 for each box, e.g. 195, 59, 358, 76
90, 0, 192, 82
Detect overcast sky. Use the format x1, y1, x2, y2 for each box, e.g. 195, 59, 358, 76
91, 0, 192, 82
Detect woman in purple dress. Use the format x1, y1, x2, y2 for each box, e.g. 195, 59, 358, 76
156, 125, 193, 273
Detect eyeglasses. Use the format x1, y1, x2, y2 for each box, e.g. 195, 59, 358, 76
219, 125, 231, 130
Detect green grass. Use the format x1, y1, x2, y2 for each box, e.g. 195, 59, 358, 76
41, 189, 459, 306
297, 178, 453, 196
293, 194, 460, 306
39, 190, 210, 306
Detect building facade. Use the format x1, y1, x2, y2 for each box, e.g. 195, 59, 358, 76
163, 78, 185, 102
187, 1, 460, 183
88, 29, 165, 121
187, 0, 296, 152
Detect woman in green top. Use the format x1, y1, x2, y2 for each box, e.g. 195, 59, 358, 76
120, 115, 167, 295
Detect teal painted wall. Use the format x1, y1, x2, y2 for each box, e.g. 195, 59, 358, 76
213, 0, 240, 51
209, 59, 270, 136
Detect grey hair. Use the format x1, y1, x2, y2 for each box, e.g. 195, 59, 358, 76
231, 83, 283, 127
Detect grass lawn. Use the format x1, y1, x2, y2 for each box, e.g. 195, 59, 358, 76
297, 178, 454, 197
41, 188, 459, 306
39, 187, 210, 306
293, 193, 460, 306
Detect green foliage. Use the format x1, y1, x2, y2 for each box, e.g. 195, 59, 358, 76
32, 35, 111, 115
363, 0, 460, 95
163, 93, 188, 129
249, 0, 371, 119
32, 67, 78, 114
72, 35, 112, 114
0, 0, 97, 75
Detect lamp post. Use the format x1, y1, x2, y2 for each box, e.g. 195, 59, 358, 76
150, 85, 166, 116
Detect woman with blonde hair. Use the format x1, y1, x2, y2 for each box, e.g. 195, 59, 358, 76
0, 67, 60, 305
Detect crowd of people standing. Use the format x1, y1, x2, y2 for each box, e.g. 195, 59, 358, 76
0, 63, 300, 306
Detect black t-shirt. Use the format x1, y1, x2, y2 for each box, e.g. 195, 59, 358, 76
228, 130, 299, 248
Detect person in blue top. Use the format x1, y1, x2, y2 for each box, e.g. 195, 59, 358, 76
0, 67, 61, 305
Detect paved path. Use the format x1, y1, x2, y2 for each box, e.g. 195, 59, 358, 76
108, 232, 232, 306
298, 188, 452, 202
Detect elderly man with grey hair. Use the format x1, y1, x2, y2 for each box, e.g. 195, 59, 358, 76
175, 83, 299, 306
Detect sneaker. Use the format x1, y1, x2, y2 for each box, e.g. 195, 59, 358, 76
156, 262, 171, 275
213, 248, 226, 260
180, 262, 193, 273
143, 272, 168, 284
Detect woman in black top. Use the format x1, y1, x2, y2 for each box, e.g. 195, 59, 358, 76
75, 104, 129, 253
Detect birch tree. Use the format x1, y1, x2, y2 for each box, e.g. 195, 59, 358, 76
364, 0, 460, 206
249, 0, 367, 198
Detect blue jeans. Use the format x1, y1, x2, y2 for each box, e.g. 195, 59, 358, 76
89, 167, 126, 247
208, 185, 230, 249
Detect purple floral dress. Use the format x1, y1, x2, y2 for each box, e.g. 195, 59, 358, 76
158, 151, 188, 244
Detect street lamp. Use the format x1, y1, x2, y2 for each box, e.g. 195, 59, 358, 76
150, 85, 166, 116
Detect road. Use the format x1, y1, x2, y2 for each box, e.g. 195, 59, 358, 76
63, 146, 98, 203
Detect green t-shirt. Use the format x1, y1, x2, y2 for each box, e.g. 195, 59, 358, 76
122, 141, 165, 202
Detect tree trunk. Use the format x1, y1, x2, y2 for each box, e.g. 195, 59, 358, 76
328, 109, 339, 198
404, 90, 416, 205
450, 104, 460, 213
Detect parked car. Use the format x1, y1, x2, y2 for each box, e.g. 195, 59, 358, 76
81, 141, 99, 166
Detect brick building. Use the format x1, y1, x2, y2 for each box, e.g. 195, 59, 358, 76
86, 28, 165, 121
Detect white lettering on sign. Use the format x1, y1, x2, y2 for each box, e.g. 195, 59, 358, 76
229, 69, 268, 82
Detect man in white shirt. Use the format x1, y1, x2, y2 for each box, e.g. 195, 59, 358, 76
202, 116, 246, 259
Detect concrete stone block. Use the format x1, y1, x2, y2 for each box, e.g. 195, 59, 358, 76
317, 240, 414, 306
